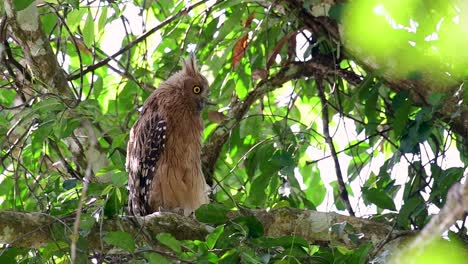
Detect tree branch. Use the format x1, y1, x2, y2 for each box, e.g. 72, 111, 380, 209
316, 78, 355, 216
0, 209, 402, 252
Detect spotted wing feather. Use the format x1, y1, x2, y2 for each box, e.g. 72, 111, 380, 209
126, 111, 166, 216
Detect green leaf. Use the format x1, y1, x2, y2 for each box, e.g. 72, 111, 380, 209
398, 195, 423, 228
0, 86, 16, 105
328, 3, 347, 23
0, 248, 28, 263
240, 248, 263, 264
57, 117, 80, 138
156, 233, 181, 253
13, 0, 35, 11
98, 6, 108, 33
428, 93, 446, 106
83, 10, 95, 47
363, 188, 396, 211
67, 9, 86, 31
144, 253, 171, 264
103, 231, 135, 253
219, 248, 239, 263
63, 179, 77, 190
104, 188, 123, 217
364, 83, 380, 133
206, 225, 224, 249
300, 163, 325, 206
93, 76, 103, 98
233, 216, 264, 238
392, 91, 412, 138
79, 214, 96, 236
195, 203, 229, 224
247, 171, 271, 207
111, 171, 127, 187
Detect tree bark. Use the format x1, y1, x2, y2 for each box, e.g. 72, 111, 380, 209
0, 209, 406, 256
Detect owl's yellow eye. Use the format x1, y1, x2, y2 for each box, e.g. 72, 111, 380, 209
193, 86, 202, 94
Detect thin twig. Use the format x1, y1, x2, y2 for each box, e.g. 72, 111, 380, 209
70, 125, 97, 264
316, 78, 355, 216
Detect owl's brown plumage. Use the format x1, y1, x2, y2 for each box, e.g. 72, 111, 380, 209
126, 55, 210, 216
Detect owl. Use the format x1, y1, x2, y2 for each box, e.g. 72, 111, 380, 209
126, 55, 210, 216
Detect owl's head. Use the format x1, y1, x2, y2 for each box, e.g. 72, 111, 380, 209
167, 54, 210, 111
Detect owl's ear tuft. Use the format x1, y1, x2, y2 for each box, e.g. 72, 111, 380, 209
182, 53, 199, 77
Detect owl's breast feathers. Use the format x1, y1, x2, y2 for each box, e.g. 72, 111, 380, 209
127, 94, 209, 216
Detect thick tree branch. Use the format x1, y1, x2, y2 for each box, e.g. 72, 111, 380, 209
0, 209, 402, 252
0, 211, 210, 250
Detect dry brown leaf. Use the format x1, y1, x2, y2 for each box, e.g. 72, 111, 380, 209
231, 13, 255, 69
232, 34, 248, 69
266, 27, 307, 69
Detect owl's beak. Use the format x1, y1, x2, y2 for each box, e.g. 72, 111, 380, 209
197, 98, 216, 110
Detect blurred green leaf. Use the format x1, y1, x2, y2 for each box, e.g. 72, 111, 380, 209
233, 216, 264, 238
156, 233, 181, 253
13, 0, 35, 11
206, 225, 225, 250
195, 203, 229, 224
103, 231, 135, 253
363, 188, 396, 211
83, 10, 95, 47
392, 91, 412, 138
144, 253, 171, 264
63, 179, 77, 190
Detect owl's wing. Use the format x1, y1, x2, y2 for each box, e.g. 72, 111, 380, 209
126, 110, 166, 216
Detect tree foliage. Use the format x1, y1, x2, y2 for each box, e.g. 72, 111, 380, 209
0, 0, 466, 263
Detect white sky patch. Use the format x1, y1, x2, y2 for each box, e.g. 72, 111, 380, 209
101, 2, 162, 69
296, 30, 313, 61
425, 33, 438, 41
275, 86, 295, 107
187, 43, 197, 53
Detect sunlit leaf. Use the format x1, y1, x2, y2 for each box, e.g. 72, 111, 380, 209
83, 10, 95, 47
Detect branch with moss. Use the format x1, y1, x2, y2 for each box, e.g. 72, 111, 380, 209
0, 209, 402, 252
